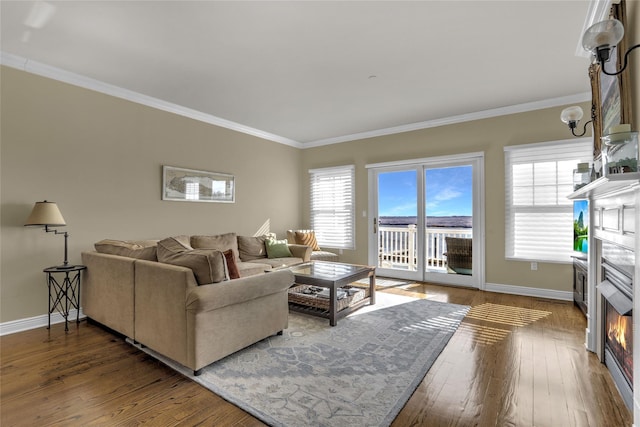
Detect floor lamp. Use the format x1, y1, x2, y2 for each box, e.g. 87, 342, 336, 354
24, 200, 73, 269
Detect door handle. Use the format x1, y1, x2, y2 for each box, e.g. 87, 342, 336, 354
373, 217, 378, 234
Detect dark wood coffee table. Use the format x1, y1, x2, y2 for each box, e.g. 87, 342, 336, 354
287, 261, 375, 326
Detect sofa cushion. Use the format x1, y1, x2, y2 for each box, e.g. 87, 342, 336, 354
94, 239, 159, 261
223, 249, 240, 280
294, 231, 321, 251
237, 235, 269, 261
247, 257, 303, 269
265, 239, 293, 258
237, 261, 271, 277
191, 233, 239, 262
157, 236, 228, 285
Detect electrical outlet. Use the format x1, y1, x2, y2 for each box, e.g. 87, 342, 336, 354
531, 262, 538, 271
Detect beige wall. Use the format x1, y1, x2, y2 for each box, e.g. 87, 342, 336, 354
0, 67, 301, 323
300, 104, 592, 292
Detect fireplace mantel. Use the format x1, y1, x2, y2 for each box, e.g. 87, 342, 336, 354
569, 174, 640, 419
569, 173, 640, 201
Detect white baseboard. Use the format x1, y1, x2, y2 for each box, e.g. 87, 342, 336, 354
0, 309, 86, 336
484, 282, 573, 301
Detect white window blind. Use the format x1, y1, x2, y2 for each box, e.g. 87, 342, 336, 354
505, 139, 592, 263
309, 165, 355, 250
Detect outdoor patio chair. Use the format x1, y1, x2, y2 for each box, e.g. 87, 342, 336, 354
444, 237, 472, 275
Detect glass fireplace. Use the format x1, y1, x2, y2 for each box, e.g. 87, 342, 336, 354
599, 245, 634, 409
605, 300, 633, 385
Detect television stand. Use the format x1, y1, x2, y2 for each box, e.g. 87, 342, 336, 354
572, 255, 588, 317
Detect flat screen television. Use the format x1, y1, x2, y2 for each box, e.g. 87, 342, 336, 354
573, 200, 588, 254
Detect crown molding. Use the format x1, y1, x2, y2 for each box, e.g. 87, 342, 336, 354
0, 52, 303, 148
303, 92, 592, 148
2, 51, 591, 150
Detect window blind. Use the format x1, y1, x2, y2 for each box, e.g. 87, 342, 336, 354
309, 165, 355, 250
504, 139, 592, 262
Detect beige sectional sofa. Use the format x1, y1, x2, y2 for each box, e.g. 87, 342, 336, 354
81, 233, 309, 375
286, 229, 339, 262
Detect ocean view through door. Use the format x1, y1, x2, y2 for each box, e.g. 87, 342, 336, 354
368, 154, 483, 288
377, 169, 419, 276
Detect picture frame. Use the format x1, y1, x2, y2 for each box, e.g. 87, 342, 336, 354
162, 165, 235, 203
590, 0, 633, 159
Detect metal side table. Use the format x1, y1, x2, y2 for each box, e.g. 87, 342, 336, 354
44, 265, 86, 331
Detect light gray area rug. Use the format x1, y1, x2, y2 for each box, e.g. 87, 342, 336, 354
354, 276, 411, 288
133, 294, 469, 427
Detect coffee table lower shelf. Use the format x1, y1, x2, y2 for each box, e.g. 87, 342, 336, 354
288, 285, 371, 324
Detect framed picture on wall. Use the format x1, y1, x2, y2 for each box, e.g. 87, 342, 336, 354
162, 165, 235, 203
590, 0, 633, 159
600, 53, 622, 135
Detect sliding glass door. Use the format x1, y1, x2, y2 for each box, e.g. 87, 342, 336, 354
376, 169, 420, 274
368, 153, 484, 288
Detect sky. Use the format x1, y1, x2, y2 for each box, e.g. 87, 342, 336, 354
378, 165, 472, 217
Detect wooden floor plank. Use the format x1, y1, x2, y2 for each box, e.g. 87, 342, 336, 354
1, 283, 632, 427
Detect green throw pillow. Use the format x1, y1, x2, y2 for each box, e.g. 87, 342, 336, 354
265, 239, 293, 259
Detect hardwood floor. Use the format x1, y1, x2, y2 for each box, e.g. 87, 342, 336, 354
1, 283, 632, 427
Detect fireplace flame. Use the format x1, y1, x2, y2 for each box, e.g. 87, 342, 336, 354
608, 315, 629, 351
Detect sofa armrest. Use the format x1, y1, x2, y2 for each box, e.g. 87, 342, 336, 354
81, 251, 136, 338
186, 270, 294, 313
288, 244, 312, 262
134, 259, 198, 365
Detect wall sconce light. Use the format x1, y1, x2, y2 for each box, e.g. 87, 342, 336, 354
24, 200, 72, 269
582, 18, 640, 76
561, 105, 594, 137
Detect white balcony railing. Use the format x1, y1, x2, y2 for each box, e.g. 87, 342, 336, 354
378, 225, 472, 270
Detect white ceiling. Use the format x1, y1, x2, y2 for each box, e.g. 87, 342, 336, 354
1, 1, 597, 146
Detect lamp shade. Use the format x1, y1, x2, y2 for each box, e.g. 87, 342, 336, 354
24, 201, 66, 227
582, 19, 624, 53
560, 106, 584, 124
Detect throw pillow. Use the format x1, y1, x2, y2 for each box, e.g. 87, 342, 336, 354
237, 235, 268, 261
158, 235, 192, 251
190, 233, 239, 262
265, 239, 293, 259
223, 249, 241, 279
94, 239, 159, 261
294, 231, 321, 251
157, 237, 228, 285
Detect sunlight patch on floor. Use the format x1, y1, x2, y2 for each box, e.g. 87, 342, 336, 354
453, 303, 553, 346
400, 315, 461, 333
399, 308, 469, 333
465, 303, 552, 327
455, 322, 511, 346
